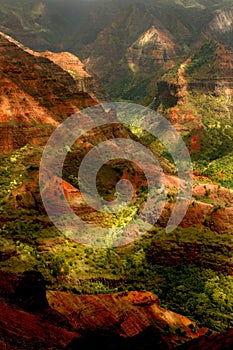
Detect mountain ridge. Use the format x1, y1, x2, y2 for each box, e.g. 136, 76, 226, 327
0, 0, 232, 101
0, 2, 233, 348
0, 31, 97, 153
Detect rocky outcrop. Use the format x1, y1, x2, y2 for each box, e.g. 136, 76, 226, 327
153, 81, 179, 110
205, 8, 233, 46
146, 179, 233, 273
47, 288, 207, 347
0, 270, 207, 350
7, 168, 233, 235
156, 179, 233, 234
187, 43, 233, 95
147, 184, 233, 273
1, 0, 233, 101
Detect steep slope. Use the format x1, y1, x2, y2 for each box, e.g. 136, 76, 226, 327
0, 9, 233, 345
204, 5, 233, 46
0, 0, 232, 101
0, 32, 96, 153
25, 49, 107, 101
153, 41, 233, 187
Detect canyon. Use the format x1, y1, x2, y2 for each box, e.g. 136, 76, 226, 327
0, 0, 232, 349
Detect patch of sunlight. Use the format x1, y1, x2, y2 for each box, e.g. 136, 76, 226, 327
128, 62, 138, 73
175, 0, 205, 9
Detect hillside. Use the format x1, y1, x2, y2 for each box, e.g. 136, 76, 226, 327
153, 41, 233, 188
0, 0, 232, 101
0, 270, 210, 349
0, 2, 233, 348
0, 32, 232, 339
0, 31, 97, 153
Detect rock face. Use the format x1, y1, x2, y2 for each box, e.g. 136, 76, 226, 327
187, 43, 233, 94
7, 164, 233, 238
126, 25, 179, 72
25, 49, 106, 101
143, 176, 233, 274
47, 289, 202, 341
0, 270, 207, 350
0, 32, 97, 153
69, 1, 233, 101
205, 8, 233, 45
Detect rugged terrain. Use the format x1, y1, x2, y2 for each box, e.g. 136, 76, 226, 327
153, 40, 233, 190
1, 0, 232, 102
0, 1, 233, 348
0, 31, 97, 153
0, 270, 209, 350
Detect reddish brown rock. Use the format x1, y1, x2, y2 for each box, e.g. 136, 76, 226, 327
0, 32, 97, 153
0, 270, 207, 350
47, 289, 205, 344
210, 207, 233, 234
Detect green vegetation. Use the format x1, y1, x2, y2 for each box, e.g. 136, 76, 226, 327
185, 41, 219, 79
203, 154, 233, 189
0, 86, 232, 335
0, 147, 232, 333
0, 145, 41, 205
1, 205, 233, 332
155, 266, 233, 332
186, 92, 233, 189
0, 1, 233, 344
157, 51, 233, 190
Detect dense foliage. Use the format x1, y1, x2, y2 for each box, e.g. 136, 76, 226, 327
1, 204, 233, 332
0, 135, 232, 335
